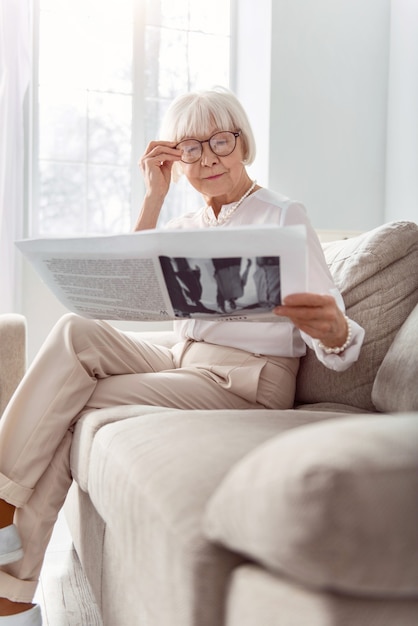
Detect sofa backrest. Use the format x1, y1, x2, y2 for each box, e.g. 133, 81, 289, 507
295, 220, 418, 411
372, 303, 418, 412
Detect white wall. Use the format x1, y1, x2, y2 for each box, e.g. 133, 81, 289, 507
236, 0, 391, 231
385, 0, 418, 222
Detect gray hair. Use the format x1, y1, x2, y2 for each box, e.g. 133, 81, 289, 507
160, 87, 256, 180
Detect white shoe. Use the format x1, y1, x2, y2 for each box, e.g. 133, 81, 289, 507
0, 525, 23, 566
0, 605, 42, 625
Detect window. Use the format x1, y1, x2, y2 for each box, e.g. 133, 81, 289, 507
30, 0, 233, 236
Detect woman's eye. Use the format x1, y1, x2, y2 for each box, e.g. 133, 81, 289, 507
183, 145, 199, 156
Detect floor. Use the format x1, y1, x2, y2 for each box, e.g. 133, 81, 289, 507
34, 511, 103, 625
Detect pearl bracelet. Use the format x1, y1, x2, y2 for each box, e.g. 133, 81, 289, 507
318, 315, 353, 355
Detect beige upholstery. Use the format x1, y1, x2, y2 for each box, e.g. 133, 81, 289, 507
372, 304, 418, 412
60, 220, 418, 626
68, 408, 341, 626
0, 314, 26, 416
226, 566, 418, 626
204, 414, 418, 596
296, 221, 418, 411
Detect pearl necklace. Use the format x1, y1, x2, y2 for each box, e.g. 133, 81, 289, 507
203, 180, 257, 226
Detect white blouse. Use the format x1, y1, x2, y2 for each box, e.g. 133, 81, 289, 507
165, 188, 364, 371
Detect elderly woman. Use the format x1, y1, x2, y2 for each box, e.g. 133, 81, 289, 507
0, 88, 364, 624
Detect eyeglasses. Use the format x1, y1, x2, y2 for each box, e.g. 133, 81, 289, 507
175, 130, 241, 164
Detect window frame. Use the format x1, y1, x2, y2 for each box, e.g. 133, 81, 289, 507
26, 0, 238, 238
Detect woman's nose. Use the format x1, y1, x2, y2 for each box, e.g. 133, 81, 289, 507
200, 142, 219, 166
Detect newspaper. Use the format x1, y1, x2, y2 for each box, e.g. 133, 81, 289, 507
16, 224, 307, 322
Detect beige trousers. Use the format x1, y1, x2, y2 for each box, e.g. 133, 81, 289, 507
0, 313, 299, 602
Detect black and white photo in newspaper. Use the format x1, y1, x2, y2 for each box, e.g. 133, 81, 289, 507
160, 254, 282, 319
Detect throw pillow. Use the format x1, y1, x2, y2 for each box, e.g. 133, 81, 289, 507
296, 221, 418, 411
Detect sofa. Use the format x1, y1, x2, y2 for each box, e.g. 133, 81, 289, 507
3, 222, 418, 625
60, 219, 418, 626
0, 314, 26, 417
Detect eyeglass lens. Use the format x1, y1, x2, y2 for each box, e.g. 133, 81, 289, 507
176, 131, 240, 163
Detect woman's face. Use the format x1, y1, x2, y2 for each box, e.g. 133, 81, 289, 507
179, 127, 248, 203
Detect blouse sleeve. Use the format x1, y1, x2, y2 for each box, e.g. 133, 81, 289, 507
301, 317, 365, 372
282, 202, 365, 371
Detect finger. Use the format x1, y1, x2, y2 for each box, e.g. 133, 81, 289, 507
139, 142, 181, 170
276, 294, 338, 320
275, 304, 330, 323
139, 152, 180, 173
282, 293, 334, 307
144, 140, 178, 153
142, 141, 180, 160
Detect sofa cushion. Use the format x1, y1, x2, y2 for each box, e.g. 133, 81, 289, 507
70, 404, 177, 491
372, 305, 418, 412
226, 565, 418, 626
295, 221, 418, 411
85, 408, 343, 626
204, 414, 418, 597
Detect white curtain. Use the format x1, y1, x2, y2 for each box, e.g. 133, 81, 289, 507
0, 0, 30, 313
385, 0, 418, 222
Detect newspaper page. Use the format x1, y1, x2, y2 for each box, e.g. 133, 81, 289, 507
16, 224, 307, 322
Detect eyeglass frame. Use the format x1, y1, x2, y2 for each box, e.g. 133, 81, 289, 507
175, 130, 242, 163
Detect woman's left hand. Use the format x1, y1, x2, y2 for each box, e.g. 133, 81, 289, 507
274, 293, 349, 349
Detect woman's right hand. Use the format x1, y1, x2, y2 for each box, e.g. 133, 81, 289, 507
139, 140, 181, 200
134, 141, 181, 231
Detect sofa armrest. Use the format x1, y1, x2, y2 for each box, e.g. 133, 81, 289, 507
0, 314, 26, 416
204, 414, 418, 597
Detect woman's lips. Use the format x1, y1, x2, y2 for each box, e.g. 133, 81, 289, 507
204, 173, 224, 180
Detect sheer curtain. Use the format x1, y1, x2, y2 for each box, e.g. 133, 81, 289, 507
0, 0, 30, 313
385, 0, 418, 222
